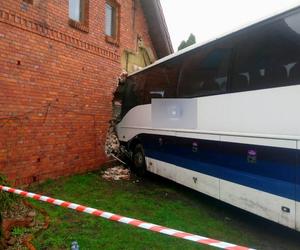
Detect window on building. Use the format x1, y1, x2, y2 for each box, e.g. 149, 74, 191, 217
69, 0, 89, 32
69, 0, 83, 22
23, 0, 33, 4
69, 0, 85, 23
105, 0, 120, 44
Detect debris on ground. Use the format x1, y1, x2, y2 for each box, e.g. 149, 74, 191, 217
102, 166, 130, 181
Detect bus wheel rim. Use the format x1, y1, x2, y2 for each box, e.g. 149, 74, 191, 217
134, 152, 143, 167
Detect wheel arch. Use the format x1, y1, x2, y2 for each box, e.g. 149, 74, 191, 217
128, 136, 142, 152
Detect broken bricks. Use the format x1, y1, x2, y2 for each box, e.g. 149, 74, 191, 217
104, 71, 128, 159
102, 166, 130, 181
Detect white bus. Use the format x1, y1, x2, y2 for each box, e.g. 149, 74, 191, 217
116, 6, 300, 231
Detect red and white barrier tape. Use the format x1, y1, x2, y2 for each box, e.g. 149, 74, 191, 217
0, 185, 255, 250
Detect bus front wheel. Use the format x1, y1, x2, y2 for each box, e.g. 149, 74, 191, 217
132, 144, 146, 176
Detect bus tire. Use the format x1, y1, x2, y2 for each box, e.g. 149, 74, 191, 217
132, 144, 146, 176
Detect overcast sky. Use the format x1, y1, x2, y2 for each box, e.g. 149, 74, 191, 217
160, 0, 300, 51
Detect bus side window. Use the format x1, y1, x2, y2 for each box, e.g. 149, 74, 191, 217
290, 63, 300, 82
177, 47, 231, 98
121, 76, 145, 117
284, 11, 300, 84
231, 72, 250, 91
215, 76, 228, 92
143, 68, 165, 104
143, 64, 178, 103
231, 11, 300, 92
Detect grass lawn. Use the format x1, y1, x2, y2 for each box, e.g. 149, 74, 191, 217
25, 168, 300, 250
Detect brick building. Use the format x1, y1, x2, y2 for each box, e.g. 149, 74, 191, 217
0, 0, 173, 185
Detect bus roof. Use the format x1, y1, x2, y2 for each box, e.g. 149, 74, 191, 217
128, 3, 300, 77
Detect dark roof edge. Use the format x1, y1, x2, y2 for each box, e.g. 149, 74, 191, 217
154, 0, 174, 54
140, 0, 174, 58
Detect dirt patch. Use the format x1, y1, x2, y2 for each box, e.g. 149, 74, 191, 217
2, 200, 32, 222
1, 200, 49, 250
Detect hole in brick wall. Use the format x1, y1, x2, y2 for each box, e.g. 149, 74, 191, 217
17, 60, 21, 65
32, 176, 37, 182
36, 158, 41, 162
56, 98, 59, 102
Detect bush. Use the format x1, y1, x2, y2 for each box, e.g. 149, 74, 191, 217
0, 175, 18, 214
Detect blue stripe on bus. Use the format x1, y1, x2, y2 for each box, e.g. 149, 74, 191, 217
136, 134, 300, 202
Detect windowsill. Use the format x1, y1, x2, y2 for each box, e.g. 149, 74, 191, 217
68, 19, 89, 33
105, 35, 119, 46
23, 0, 33, 4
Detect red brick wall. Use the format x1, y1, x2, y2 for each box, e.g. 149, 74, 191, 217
0, 0, 156, 185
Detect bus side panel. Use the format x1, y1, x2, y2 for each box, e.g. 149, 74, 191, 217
296, 141, 300, 231
220, 180, 296, 229
146, 157, 220, 199
141, 133, 297, 229
219, 137, 297, 229
196, 86, 300, 138
142, 134, 220, 199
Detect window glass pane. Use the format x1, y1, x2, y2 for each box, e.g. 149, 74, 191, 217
105, 3, 114, 36
283, 11, 300, 84
178, 47, 231, 97
143, 67, 170, 103
121, 61, 180, 117
231, 10, 300, 92
121, 75, 145, 117
69, 0, 81, 21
